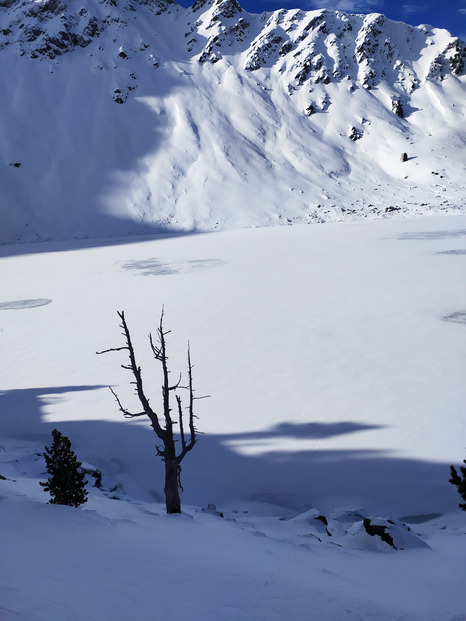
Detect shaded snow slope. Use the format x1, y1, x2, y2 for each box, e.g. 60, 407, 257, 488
1, 0, 465, 242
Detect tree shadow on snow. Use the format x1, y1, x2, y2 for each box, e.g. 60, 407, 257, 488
224, 421, 385, 441
0, 385, 459, 518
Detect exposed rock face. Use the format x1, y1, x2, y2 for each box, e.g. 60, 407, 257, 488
290, 508, 431, 551
0, 0, 174, 58
2, 0, 464, 78
363, 517, 396, 548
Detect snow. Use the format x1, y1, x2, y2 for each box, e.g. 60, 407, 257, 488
1, 2, 466, 617
1, 215, 466, 620
1, 0, 465, 242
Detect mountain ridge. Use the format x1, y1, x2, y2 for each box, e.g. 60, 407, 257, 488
1, 0, 465, 242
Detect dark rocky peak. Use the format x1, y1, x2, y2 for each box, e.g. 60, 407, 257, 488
191, 0, 241, 18
190, 0, 213, 13
1, 0, 464, 85
0, 0, 107, 58
0, 0, 175, 59
212, 0, 242, 19
194, 0, 251, 64
426, 39, 466, 81
443, 38, 466, 76
131, 0, 176, 13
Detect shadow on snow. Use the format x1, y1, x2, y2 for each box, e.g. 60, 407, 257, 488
0, 385, 459, 518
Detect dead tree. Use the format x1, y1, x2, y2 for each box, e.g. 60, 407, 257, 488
97, 310, 202, 514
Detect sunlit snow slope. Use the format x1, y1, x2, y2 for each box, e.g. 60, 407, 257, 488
1, 0, 465, 242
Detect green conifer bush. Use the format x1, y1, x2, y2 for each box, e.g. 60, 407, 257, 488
40, 429, 88, 507
449, 459, 466, 511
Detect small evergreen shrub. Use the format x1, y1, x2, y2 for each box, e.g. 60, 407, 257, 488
40, 429, 88, 507
449, 459, 466, 511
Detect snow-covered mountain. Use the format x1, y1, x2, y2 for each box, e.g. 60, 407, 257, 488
1, 0, 465, 242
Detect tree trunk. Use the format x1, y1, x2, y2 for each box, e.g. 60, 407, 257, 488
98, 310, 201, 514
164, 460, 181, 514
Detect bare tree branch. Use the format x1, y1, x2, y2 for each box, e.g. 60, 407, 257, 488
177, 394, 186, 451
98, 309, 206, 514
96, 346, 129, 354
99, 311, 166, 440
108, 386, 146, 419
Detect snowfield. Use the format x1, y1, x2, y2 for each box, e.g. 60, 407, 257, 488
1, 3, 466, 616
1, 214, 466, 620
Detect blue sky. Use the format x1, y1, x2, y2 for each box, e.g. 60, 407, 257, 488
185, 0, 466, 38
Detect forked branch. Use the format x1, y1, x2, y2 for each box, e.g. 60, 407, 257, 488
97, 310, 165, 439
97, 309, 205, 514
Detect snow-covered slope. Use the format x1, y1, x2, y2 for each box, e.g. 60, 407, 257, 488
1, 215, 466, 619
1, 0, 465, 242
